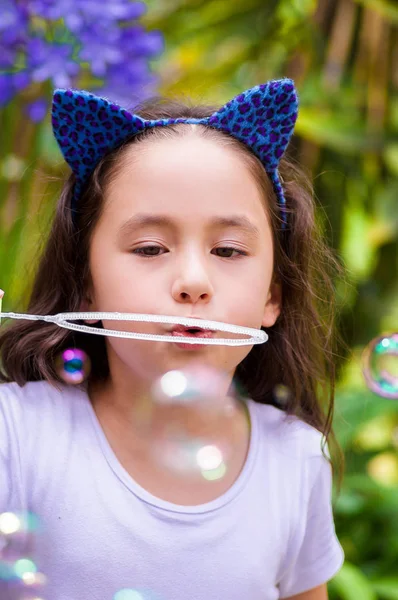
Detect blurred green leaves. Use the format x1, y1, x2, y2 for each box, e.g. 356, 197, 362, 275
354, 0, 398, 23
329, 562, 378, 600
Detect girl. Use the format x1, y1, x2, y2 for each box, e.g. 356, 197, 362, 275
0, 79, 345, 600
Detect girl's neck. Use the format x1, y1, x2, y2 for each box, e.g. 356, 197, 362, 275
87, 373, 251, 505
87, 371, 249, 455
87, 375, 251, 504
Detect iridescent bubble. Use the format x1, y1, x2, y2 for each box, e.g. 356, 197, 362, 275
21, 570, 47, 587
362, 333, 398, 399
114, 589, 163, 600
196, 445, 224, 470
0, 512, 40, 561
0, 512, 22, 536
0, 555, 44, 584
4, 556, 45, 585
55, 348, 91, 384
273, 384, 291, 408
0, 559, 15, 581
197, 445, 227, 480
115, 592, 145, 600
13, 558, 37, 578
0, 512, 47, 598
0, 512, 40, 539
0, 512, 39, 536
202, 463, 227, 481
156, 370, 188, 400
150, 363, 246, 480
14, 590, 47, 600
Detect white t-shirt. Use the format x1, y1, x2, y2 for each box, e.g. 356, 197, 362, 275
0, 380, 344, 600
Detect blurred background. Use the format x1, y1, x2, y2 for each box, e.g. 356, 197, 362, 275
0, 0, 397, 598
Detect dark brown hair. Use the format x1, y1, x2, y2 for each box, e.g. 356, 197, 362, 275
0, 97, 344, 492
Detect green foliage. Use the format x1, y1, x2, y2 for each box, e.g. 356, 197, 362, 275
329, 562, 378, 600
354, 0, 398, 23
332, 354, 398, 598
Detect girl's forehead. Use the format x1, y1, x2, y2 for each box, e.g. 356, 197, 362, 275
116, 134, 253, 184
93, 135, 273, 246
105, 135, 267, 214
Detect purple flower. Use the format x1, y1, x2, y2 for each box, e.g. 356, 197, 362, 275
95, 26, 163, 106
0, 47, 18, 69
93, 26, 163, 104
0, 75, 14, 106
27, 37, 80, 87
0, 1, 29, 45
77, 26, 123, 77
25, 98, 48, 122
0, 72, 30, 106
0, 1, 29, 68
28, 0, 146, 32
118, 27, 164, 57
98, 61, 158, 108
12, 72, 31, 91
0, 1, 164, 118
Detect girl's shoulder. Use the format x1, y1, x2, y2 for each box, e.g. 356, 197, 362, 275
0, 380, 86, 428
0, 379, 82, 402
247, 399, 328, 460
0, 381, 90, 477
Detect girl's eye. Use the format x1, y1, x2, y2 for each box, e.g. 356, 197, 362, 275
132, 245, 165, 257
213, 247, 247, 258
131, 246, 247, 259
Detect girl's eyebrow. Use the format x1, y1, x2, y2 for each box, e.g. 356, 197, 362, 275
118, 213, 260, 240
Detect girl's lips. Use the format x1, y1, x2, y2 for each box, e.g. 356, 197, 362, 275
171, 330, 215, 339
171, 325, 215, 352
170, 324, 215, 337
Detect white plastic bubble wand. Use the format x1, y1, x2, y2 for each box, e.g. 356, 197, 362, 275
0, 310, 268, 346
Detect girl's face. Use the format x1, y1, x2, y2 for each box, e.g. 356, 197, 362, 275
85, 133, 281, 389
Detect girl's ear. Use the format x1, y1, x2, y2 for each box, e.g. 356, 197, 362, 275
262, 281, 282, 328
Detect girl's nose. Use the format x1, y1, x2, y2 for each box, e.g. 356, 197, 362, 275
171, 256, 214, 304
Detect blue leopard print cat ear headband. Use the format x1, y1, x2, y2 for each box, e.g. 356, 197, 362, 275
51, 78, 298, 228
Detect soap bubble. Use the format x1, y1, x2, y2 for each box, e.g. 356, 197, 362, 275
273, 384, 291, 408
0, 512, 47, 598
0, 512, 40, 560
55, 348, 91, 384
149, 363, 247, 480
114, 589, 163, 600
0, 512, 24, 536
12, 594, 47, 600
362, 333, 398, 399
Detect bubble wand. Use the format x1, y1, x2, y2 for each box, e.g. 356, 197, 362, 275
0, 308, 268, 346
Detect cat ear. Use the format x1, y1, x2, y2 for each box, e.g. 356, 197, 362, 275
207, 79, 298, 171
206, 79, 298, 226
51, 89, 146, 201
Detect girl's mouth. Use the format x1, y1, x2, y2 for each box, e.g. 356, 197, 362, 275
171, 325, 215, 338
170, 325, 215, 349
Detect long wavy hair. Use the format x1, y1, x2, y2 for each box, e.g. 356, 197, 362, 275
0, 96, 345, 492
